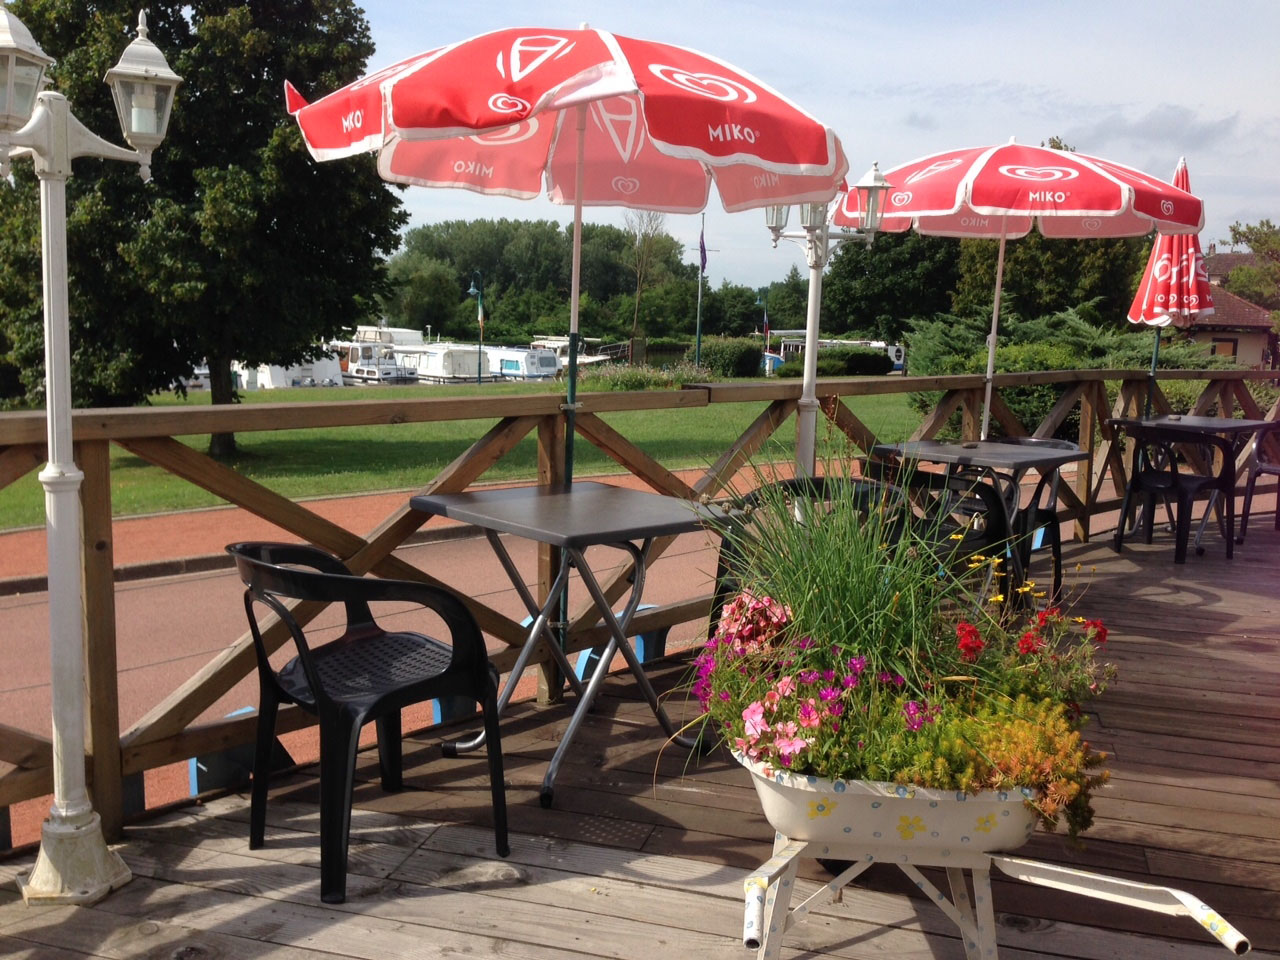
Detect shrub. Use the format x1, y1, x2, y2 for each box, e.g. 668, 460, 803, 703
688, 337, 763, 378
575, 361, 715, 391
776, 346, 893, 378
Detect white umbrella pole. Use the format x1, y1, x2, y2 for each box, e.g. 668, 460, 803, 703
796, 228, 827, 477
564, 104, 587, 483
979, 223, 1009, 439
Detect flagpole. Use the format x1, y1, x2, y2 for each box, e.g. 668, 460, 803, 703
695, 213, 705, 368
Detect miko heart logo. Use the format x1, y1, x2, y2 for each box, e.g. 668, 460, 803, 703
647, 64, 757, 103
470, 118, 540, 145
489, 94, 530, 115
889, 190, 913, 207
612, 176, 641, 195
1080, 218, 1102, 231
1160, 200, 1175, 216
997, 165, 1079, 182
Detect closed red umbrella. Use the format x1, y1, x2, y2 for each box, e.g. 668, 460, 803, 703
1127, 159, 1213, 414
833, 140, 1204, 436
286, 25, 848, 475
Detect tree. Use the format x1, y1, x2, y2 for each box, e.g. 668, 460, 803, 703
823, 232, 959, 341
0, 1, 406, 457
764, 265, 807, 331
623, 209, 667, 349
1224, 219, 1280, 315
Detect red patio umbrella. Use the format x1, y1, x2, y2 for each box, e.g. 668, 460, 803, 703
285, 26, 848, 477
833, 140, 1204, 437
1127, 158, 1214, 414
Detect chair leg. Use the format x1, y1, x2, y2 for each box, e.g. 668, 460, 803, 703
249, 685, 279, 850
1047, 525, 1062, 604
1113, 480, 1136, 553
1173, 493, 1193, 564
375, 711, 403, 793
318, 712, 362, 904
482, 667, 510, 858
1140, 491, 1156, 545
1224, 485, 1235, 560
1238, 471, 1259, 543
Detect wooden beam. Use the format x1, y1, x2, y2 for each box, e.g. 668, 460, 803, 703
0, 443, 44, 492
693, 398, 795, 499
910, 390, 962, 441
0, 724, 51, 769
79, 440, 125, 839
987, 390, 1029, 438
574, 413, 697, 500
820, 397, 878, 453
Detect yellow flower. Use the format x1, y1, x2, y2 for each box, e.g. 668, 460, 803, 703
987, 594, 1004, 605
808, 796, 837, 819
1033, 591, 1046, 598
949, 533, 965, 541
1073, 616, 1087, 624
897, 815, 926, 840
1015, 585, 1032, 594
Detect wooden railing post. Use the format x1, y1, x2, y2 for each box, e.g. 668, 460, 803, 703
77, 439, 124, 840
536, 413, 566, 705
1075, 381, 1099, 542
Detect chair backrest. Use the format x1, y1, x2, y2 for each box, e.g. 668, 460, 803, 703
226, 541, 487, 696
1116, 422, 1233, 491
898, 468, 1012, 559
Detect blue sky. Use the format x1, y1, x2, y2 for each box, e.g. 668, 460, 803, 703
340, 0, 1280, 288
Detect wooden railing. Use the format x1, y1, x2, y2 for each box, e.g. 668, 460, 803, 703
0, 368, 1276, 846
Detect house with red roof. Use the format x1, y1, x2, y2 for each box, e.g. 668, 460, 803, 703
1185, 247, 1275, 368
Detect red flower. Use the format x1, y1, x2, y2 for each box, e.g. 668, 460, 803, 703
1085, 618, 1108, 645
956, 621, 985, 662
1017, 629, 1044, 655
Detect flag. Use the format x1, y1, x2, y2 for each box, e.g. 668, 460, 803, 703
699, 228, 707, 274
476, 296, 485, 336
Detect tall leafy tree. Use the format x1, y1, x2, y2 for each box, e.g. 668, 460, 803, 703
1223, 219, 1280, 314
823, 232, 959, 341
0, 1, 406, 456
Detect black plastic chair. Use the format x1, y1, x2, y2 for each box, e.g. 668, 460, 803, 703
1110, 423, 1235, 563
994, 437, 1080, 603
226, 541, 509, 904
1238, 432, 1280, 542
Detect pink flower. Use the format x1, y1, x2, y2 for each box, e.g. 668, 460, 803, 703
798, 699, 821, 729
742, 702, 770, 737
776, 675, 797, 697
775, 735, 811, 762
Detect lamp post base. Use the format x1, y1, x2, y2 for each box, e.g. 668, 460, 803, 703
16, 811, 131, 905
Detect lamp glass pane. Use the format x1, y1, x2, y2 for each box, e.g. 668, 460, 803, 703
12, 56, 43, 119
114, 79, 171, 138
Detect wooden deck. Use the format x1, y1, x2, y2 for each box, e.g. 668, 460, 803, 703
2, 520, 1280, 959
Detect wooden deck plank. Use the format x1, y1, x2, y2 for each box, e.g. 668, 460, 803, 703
4, 525, 1280, 958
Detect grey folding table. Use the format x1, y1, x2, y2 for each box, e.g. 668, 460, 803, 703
410, 481, 729, 807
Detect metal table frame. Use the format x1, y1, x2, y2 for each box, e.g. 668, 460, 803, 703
410, 482, 727, 807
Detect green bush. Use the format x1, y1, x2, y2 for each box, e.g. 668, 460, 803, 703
776, 346, 893, 378
575, 361, 716, 391
688, 337, 763, 378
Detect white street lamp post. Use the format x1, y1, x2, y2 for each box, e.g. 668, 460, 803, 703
1, 7, 181, 906
766, 163, 889, 477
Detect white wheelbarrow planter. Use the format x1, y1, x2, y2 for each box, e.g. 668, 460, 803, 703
736, 754, 1250, 959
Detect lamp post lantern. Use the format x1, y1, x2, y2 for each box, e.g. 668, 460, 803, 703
765, 163, 888, 476
468, 271, 484, 385
2, 7, 181, 906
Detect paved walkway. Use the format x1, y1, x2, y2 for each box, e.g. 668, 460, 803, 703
0, 468, 716, 591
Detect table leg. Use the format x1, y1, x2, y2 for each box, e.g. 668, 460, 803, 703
570, 544, 697, 748
442, 553, 579, 756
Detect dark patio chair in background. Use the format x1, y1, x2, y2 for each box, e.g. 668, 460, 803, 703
226, 541, 509, 904
1110, 423, 1235, 563
993, 436, 1081, 603
1237, 432, 1280, 542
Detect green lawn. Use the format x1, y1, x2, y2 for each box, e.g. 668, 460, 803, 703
0, 383, 920, 530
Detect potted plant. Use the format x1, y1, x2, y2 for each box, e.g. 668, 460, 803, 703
693, 466, 1114, 854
